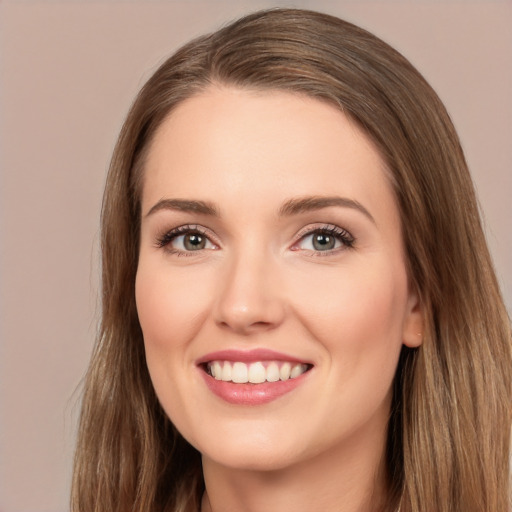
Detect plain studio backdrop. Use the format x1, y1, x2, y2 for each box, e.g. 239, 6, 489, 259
0, 1, 510, 511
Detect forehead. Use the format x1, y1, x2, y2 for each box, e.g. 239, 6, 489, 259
142, 86, 397, 225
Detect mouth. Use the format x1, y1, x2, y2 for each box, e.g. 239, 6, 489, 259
204, 360, 311, 384
196, 349, 313, 405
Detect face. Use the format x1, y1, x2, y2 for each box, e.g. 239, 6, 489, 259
136, 87, 422, 472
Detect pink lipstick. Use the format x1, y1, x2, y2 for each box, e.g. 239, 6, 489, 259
197, 349, 312, 405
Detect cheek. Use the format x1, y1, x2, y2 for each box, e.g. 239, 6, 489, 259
134, 263, 212, 427
290, 260, 408, 367
135, 264, 211, 354
286, 262, 408, 440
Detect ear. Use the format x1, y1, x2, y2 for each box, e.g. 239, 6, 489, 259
402, 287, 424, 348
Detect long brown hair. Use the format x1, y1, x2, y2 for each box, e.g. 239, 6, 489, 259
72, 9, 512, 512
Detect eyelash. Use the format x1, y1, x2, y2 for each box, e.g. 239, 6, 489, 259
154, 223, 355, 256
155, 224, 216, 256
293, 224, 355, 255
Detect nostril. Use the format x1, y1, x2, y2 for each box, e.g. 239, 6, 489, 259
216, 318, 277, 334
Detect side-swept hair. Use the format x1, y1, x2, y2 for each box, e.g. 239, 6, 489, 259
72, 9, 511, 512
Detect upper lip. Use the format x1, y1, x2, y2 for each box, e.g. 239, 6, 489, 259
196, 348, 312, 366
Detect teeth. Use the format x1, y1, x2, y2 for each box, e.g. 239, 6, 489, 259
266, 362, 280, 382
248, 362, 266, 384
221, 362, 232, 381
290, 364, 304, 379
207, 360, 308, 384
232, 362, 248, 383
213, 361, 222, 380
280, 362, 291, 381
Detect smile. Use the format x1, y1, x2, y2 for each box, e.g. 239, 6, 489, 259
207, 360, 310, 384
197, 349, 313, 405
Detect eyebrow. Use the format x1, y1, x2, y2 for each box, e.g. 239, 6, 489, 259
278, 196, 375, 223
145, 195, 374, 223
145, 198, 219, 218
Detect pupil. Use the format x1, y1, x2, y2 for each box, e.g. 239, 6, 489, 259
313, 233, 335, 251
184, 233, 205, 250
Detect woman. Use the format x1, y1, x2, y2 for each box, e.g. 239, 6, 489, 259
72, 8, 512, 512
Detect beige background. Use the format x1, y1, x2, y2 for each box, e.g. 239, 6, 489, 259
0, 1, 510, 510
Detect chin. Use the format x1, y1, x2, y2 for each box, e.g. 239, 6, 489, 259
203, 444, 303, 472
187, 424, 307, 472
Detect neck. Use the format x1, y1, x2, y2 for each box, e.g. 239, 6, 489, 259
201, 423, 389, 512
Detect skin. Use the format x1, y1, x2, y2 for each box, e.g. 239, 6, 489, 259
135, 86, 423, 512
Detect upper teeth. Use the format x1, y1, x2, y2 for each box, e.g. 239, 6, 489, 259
207, 361, 308, 384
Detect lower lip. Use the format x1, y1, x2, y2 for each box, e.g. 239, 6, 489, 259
199, 369, 310, 405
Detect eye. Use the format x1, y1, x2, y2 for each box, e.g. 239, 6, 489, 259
293, 225, 355, 253
155, 225, 218, 254
172, 232, 214, 251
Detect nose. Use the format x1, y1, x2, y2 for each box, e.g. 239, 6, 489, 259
213, 250, 286, 335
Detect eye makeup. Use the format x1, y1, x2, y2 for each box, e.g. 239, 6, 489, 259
153, 221, 355, 258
